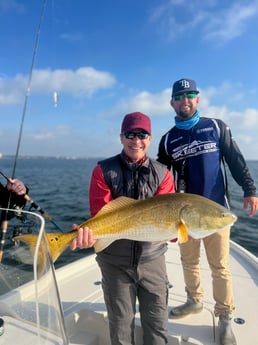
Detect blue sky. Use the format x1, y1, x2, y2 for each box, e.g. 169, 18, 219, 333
0, 0, 258, 160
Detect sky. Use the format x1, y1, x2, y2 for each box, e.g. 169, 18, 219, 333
0, 0, 258, 160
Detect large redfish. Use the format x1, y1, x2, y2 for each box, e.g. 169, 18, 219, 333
15, 193, 237, 266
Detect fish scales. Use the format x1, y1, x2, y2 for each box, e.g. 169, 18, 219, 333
15, 193, 237, 272
84, 198, 177, 238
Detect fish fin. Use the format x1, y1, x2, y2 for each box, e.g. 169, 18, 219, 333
14, 234, 47, 276
94, 238, 115, 253
178, 223, 189, 243
15, 234, 38, 252
188, 228, 220, 239
93, 197, 138, 217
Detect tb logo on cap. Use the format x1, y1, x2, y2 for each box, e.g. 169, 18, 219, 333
180, 80, 190, 89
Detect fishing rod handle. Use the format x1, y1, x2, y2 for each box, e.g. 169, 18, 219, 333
0, 220, 8, 262
24, 194, 52, 221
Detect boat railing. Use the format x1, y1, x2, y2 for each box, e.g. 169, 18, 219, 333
0, 207, 69, 344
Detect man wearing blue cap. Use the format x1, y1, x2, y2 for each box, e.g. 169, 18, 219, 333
157, 78, 258, 345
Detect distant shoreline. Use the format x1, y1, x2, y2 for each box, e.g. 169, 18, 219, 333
0, 155, 105, 160
1, 155, 257, 162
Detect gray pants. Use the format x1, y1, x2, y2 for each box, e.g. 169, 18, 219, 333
97, 255, 169, 345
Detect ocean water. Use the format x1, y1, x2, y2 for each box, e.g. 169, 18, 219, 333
1, 156, 257, 265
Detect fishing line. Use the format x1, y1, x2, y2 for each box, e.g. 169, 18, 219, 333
11, 0, 48, 178
6, 0, 63, 232
0, 0, 48, 262
50, 0, 59, 107
0, 170, 63, 232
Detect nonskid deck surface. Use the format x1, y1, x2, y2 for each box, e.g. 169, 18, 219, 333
165, 241, 258, 344
56, 241, 258, 345
1, 241, 256, 344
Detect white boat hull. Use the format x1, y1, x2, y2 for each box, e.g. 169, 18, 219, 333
0, 208, 257, 345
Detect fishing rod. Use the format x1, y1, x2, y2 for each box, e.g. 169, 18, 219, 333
0, 170, 63, 231
11, 0, 48, 178
0, 0, 49, 262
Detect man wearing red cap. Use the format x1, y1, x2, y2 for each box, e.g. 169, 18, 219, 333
71, 112, 175, 345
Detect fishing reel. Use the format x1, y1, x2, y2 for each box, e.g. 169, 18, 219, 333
10, 225, 33, 246
0, 207, 33, 245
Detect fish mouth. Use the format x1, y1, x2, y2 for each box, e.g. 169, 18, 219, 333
225, 212, 238, 224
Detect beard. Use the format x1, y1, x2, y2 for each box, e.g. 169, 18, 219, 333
177, 109, 195, 120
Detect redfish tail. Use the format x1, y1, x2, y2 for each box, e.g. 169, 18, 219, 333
14, 234, 48, 276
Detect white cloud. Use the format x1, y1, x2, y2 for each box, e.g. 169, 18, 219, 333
0, 67, 116, 105
0, 0, 25, 13
1, 76, 257, 159
204, 2, 258, 42
149, 0, 258, 43
108, 83, 258, 128
241, 108, 258, 128
59, 32, 84, 41
29, 125, 72, 141
102, 89, 171, 117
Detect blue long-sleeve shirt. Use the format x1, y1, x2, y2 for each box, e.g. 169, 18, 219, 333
157, 117, 256, 207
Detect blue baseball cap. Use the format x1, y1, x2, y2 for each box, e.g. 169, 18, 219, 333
172, 78, 199, 96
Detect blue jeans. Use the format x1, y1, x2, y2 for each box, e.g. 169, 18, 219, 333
97, 255, 169, 345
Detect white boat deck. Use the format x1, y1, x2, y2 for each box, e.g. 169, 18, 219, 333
55, 241, 258, 345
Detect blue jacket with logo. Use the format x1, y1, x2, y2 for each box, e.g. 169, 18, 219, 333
157, 117, 256, 207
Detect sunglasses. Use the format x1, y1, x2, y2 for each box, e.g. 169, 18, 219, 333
173, 93, 198, 101
123, 132, 150, 140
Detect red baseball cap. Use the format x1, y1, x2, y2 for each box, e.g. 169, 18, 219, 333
121, 112, 151, 134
